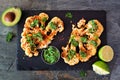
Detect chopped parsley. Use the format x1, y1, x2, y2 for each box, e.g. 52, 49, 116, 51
6, 32, 14, 42
67, 49, 76, 60
65, 12, 72, 19
89, 28, 94, 33
88, 20, 98, 33
69, 35, 79, 47
69, 35, 75, 42
26, 34, 36, 50
33, 32, 43, 41
89, 40, 97, 47
80, 36, 87, 43
71, 39, 79, 47
94, 35, 98, 40
26, 32, 43, 50
30, 19, 39, 27
79, 70, 87, 77
49, 22, 57, 30
42, 17, 47, 22
43, 46, 60, 64
40, 24, 45, 30
79, 51, 87, 58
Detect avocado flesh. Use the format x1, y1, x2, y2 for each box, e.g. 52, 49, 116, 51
1, 7, 22, 27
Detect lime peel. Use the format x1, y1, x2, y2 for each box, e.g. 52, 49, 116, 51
92, 61, 110, 75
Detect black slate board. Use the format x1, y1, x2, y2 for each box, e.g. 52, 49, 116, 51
17, 10, 106, 70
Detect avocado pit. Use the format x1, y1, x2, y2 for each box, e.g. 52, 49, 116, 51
4, 12, 15, 22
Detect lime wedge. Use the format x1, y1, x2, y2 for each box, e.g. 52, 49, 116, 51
98, 45, 114, 62
92, 61, 110, 75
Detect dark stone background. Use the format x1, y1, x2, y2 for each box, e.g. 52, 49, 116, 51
0, 0, 120, 80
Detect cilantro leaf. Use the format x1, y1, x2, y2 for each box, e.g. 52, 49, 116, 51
88, 20, 98, 33
80, 70, 87, 77
67, 49, 76, 60
42, 17, 47, 22
33, 32, 43, 41
40, 24, 45, 30
65, 12, 72, 19
49, 22, 57, 30
89, 40, 97, 47
79, 51, 87, 58
30, 19, 39, 27
26, 34, 36, 50
71, 38, 79, 47
6, 32, 14, 42
80, 36, 87, 43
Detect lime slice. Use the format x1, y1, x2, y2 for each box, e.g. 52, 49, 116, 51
92, 61, 110, 75
98, 45, 114, 62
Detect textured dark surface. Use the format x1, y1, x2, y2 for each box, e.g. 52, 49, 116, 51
0, 0, 120, 80
17, 10, 106, 70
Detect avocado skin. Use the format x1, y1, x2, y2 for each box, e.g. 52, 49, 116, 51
1, 7, 22, 27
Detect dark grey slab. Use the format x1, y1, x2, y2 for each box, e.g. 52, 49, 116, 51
17, 10, 106, 70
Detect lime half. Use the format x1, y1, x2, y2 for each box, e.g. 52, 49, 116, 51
92, 61, 110, 75
98, 45, 114, 62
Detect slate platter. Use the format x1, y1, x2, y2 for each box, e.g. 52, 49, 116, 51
17, 10, 106, 70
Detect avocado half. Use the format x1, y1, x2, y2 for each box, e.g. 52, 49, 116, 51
1, 7, 22, 27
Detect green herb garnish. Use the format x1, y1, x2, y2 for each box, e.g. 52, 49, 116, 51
33, 32, 43, 41
30, 19, 39, 27
26, 34, 36, 50
69, 35, 74, 42
42, 17, 47, 22
94, 35, 98, 40
6, 32, 14, 42
69, 35, 79, 47
80, 37, 87, 43
65, 12, 72, 19
89, 20, 96, 26
89, 28, 95, 33
89, 40, 97, 47
43, 46, 60, 64
80, 70, 87, 77
67, 49, 76, 60
26, 34, 31, 42
79, 51, 87, 58
49, 22, 57, 30
40, 24, 45, 30
70, 38, 79, 47
88, 20, 98, 33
